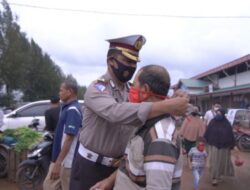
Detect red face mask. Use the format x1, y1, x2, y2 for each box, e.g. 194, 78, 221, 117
128, 86, 167, 103
197, 143, 205, 152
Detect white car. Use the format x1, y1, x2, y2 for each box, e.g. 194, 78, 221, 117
0, 100, 84, 132
227, 108, 250, 127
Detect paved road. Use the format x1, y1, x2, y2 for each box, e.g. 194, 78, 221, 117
0, 151, 249, 190
180, 150, 250, 190
0, 178, 17, 190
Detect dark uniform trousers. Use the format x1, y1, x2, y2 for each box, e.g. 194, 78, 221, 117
69, 152, 117, 190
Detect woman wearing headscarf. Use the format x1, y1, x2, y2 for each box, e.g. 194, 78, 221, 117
204, 108, 236, 186
179, 105, 205, 155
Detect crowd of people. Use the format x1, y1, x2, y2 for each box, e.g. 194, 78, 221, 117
41, 34, 243, 190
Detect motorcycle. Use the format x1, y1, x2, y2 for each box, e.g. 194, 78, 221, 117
16, 119, 53, 190
0, 143, 9, 178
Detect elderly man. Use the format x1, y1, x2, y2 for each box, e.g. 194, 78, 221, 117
92, 64, 183, 190
43, 79, 82, 190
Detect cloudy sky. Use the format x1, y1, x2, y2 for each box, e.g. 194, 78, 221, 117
5, 0, 250, 86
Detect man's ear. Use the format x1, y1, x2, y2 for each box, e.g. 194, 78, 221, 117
140, 83, 150, 99
68, 88, 74, 96
107, 57, 118, 68
107, 56, 113, 65
143, 83, 150, 93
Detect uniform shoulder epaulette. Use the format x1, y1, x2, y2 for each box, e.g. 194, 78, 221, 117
94, 78, 108, 86
96, 78, 107, 84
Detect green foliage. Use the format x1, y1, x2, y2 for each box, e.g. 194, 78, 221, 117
0, 133, 3, 143
21, 40, 65, 101
0, 94, 14, 107
2, 127, 42, 152
78, 85, 87, 99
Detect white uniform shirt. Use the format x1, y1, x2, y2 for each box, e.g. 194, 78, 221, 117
204, 110, 216, 126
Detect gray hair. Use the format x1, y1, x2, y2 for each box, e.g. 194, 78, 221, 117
138, 64, 170, 96
63, 79, 78, 94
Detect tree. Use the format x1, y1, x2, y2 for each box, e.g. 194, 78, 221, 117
21, 40, 65, 101
78, 85, 87, 100
0, 0, 86, 106
0, 0, 28, 105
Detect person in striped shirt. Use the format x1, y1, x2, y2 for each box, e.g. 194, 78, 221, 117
188, 137, 208, 190
91, 64, 183, 190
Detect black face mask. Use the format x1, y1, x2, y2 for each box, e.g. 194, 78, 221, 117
214, 114, 224, 121
191, 112, 198, 117
111, 58, 136, 82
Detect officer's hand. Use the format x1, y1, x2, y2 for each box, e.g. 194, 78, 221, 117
166, 96, 189, 116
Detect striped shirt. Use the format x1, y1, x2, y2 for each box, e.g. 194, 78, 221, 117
114, 115, 183, 190
188, 147, 207, 169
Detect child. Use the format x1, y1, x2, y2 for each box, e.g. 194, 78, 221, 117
188, 137, 208, 190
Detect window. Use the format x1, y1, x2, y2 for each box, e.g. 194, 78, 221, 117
17, 104, 50, 117
245, 111, 250, 129
234, 110, 250, 129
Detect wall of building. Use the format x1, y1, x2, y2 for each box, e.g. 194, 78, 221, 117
187, 88, 205, 95
180, 85, 206, 95
195, 92, 250, 114
218, 70, 250, 88
237, 70, 250, 85
219, 75, 234, 88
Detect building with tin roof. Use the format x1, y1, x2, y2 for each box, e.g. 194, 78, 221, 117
175, 54, 250, 114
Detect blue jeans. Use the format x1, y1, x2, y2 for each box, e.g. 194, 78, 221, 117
192, 167, 204, 189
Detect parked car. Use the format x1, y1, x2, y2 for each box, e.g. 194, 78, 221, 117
227, 108, 250, 151
0, 100, 84, 132
227, 108, 250, 127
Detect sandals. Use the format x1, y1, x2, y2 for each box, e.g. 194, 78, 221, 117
212, 179, 218, 186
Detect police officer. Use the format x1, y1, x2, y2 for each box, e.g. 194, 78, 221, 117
69, 35, 188, 190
